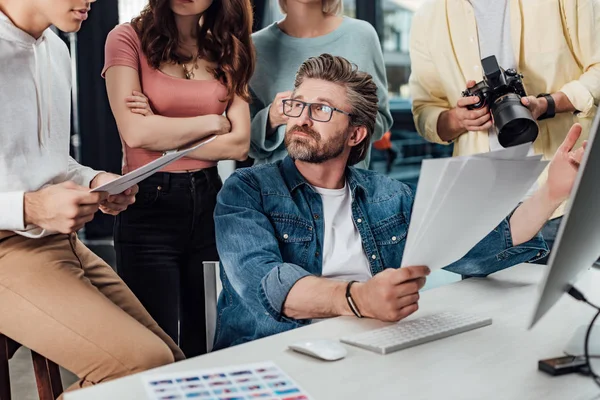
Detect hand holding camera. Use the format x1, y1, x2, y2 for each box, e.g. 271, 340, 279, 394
460, 55, 539, 148
454, 80, 493, 132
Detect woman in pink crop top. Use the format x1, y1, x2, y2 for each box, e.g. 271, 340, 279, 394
102, 0, 255, 358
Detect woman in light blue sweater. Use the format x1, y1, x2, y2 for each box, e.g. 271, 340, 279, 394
249, 0, 393, 168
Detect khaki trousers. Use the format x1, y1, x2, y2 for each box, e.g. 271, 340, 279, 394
0, 232, 185, 398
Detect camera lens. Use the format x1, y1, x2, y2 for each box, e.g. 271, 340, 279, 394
491, 93, 539, 147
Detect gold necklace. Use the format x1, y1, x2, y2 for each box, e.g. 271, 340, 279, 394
181, 55, 199, 80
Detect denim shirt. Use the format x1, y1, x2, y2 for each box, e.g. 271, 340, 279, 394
213, 157, 548, 350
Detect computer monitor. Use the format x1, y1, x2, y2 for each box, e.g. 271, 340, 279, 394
530, 109, 600, 329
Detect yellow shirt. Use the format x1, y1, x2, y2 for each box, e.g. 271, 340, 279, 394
409, 0, 600, 218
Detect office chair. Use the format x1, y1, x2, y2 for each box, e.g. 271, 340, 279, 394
203, 261, 221, 353
0, 334, 63, 400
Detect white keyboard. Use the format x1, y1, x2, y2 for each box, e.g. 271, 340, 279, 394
340, 312, 492, 355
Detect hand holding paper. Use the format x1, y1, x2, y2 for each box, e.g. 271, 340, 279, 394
91, 135, 217, 195
90, 172, 138, 215
402, 143, 548, 271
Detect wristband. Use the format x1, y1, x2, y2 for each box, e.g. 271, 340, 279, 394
536, 93, 556, 121
345, 280, 363, 318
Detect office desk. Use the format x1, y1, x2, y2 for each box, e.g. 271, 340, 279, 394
66, 264, 599, 400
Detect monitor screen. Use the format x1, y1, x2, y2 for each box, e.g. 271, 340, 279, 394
530, 110, 600, 328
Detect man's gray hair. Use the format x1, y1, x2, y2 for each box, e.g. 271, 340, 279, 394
294, 53, 379, 166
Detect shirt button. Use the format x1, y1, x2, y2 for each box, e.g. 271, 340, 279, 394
371, 255, 377, 260
357, 218, 362, 223
315, 251, 320, 257
157, 186, 162, 191
283, 234, 289, 239
474, 65, 480, 71
314, 214, 320, 220
469, 37, 474, 42
392, 236, 397, 241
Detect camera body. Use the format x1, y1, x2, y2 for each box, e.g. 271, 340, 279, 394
461, 55, 538, 147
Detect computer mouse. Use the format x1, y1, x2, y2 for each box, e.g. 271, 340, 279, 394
288, 339, 347, 361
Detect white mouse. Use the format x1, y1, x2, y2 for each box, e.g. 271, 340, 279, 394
289, 339, 347, 361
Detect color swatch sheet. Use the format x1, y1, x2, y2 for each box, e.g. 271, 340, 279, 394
142, 362, 312, 400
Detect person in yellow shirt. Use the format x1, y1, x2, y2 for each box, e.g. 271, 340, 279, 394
409, 0, 600, 263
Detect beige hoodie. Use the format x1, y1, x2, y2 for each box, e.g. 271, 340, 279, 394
0, 11, 99, 238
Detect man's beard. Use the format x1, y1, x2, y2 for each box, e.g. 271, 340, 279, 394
285, 125, 349, 164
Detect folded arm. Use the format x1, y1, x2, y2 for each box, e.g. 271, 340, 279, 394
105, 66, 224, 151
186, 95, 250, 162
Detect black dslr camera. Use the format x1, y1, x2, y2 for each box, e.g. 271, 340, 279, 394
461, 55, 538, 147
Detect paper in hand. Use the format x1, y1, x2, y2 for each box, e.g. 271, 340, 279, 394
91, 135, 216, 195
402, 144, 548, 271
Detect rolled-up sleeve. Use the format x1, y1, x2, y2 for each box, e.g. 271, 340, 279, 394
558, 0, 600, 118
443, 212, 548, 277
66, 157, 101, 188
248, 89, 287, 161
259, 262, 312, 321
214, 171, 311, 323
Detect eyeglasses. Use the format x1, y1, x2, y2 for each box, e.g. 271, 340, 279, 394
282, 99, 353, 123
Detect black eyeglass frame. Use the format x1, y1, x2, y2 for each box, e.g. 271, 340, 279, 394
282, 99, 353, 123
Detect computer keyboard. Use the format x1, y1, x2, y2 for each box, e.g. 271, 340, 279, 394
340, 311, 492, 355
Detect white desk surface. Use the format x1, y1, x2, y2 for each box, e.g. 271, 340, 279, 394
66, 264, 600, 400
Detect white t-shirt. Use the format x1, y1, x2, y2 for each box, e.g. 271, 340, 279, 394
471, 0, 537, 197
312, 182, 372, 283
470, 0, 518, 152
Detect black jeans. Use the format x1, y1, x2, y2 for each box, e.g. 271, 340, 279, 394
114, 167, 222, 357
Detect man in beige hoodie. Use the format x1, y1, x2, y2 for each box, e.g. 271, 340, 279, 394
0, 0, 184, 397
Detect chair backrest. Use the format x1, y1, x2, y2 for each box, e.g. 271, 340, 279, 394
202, 261, 222, 353
5, 337, 20, 360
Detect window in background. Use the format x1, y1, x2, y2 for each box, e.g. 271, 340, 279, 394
119, 0, 146, 24
369, 0, 453, 185
382, 0, 422, 100
343, 0, 356, 18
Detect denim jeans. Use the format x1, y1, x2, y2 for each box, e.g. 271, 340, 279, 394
114, 167, 222, 357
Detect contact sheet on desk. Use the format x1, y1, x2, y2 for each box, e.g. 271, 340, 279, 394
142, 362, 312, 400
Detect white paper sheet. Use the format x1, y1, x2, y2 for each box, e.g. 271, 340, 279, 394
402, 144, 548, 271
470, 142, 532, 160
90, 135, 216, 195
404, 158, 463, 260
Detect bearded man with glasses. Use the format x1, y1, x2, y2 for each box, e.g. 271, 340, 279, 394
211, 54, 586, 350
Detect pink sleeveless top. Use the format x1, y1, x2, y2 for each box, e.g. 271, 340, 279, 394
102, 24, 227, 174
